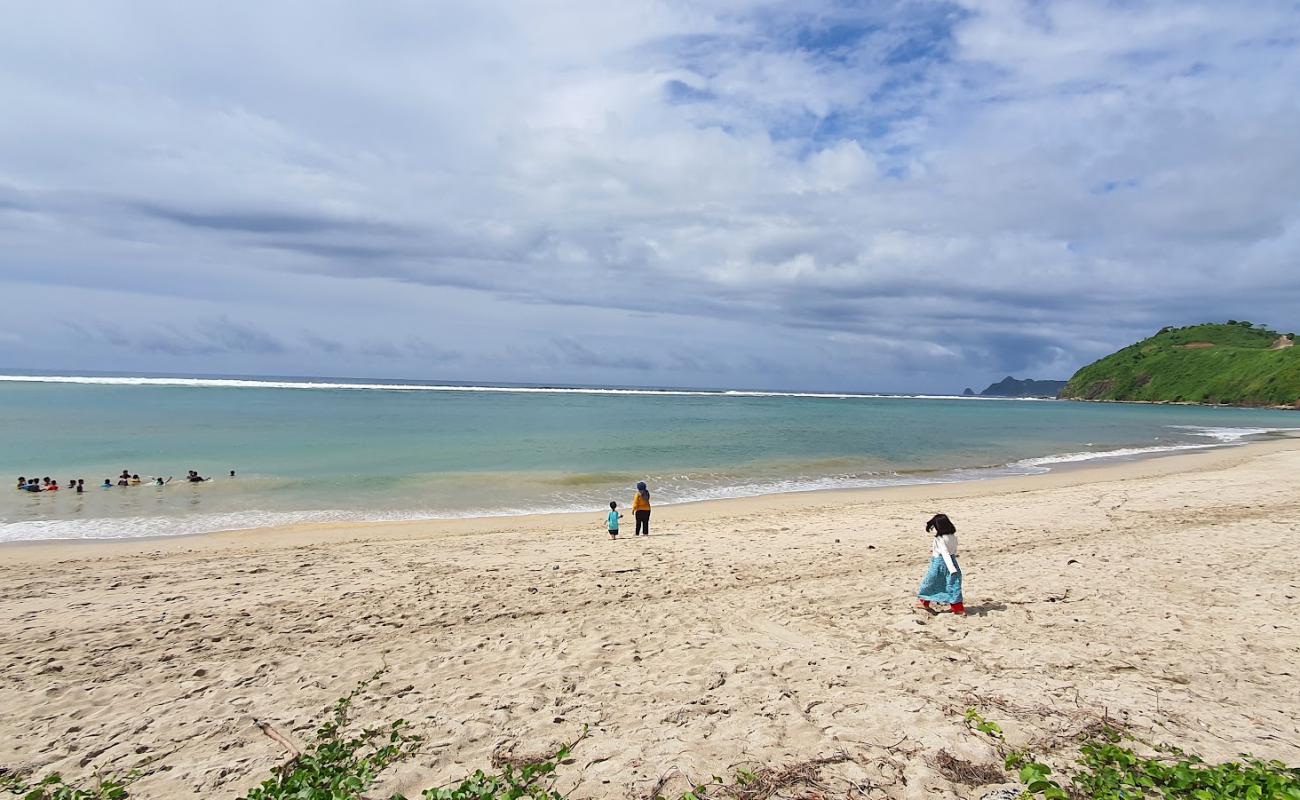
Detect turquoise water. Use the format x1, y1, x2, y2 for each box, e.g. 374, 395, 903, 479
2, 375, 1297, 541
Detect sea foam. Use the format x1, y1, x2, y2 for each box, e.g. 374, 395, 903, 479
1011, 425, 1295, 468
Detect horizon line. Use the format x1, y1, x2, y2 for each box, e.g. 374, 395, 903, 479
0, 371, 1054, 401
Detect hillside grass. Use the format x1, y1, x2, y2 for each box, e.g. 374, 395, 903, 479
1061, 322, 1300, 407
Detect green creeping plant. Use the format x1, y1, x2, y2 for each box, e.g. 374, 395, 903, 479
239, 668, 423, 800
965, 711, 1300, 800
964, 708, 1005, 741
0, 770, 138, 800
398, 729, 587, 800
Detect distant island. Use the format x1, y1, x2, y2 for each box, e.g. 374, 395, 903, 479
1059, 321, 1299, 408
963, 377, 1068, 398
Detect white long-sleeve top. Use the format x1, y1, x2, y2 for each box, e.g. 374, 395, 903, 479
932, 533, 959, 574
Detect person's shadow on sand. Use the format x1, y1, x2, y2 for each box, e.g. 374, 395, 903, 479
965, 602, 1007, 617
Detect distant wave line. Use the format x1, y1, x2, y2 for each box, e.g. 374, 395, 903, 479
0, 374, 1044, 401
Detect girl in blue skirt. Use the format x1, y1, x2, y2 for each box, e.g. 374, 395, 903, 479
916, 513, 965, 616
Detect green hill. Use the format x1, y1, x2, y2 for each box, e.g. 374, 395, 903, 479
979, 376, 1068, 397
1060, 321, 1300, 407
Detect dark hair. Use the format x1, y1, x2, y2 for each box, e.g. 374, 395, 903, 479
609, 501, 617, 509
926, 513, 956, 536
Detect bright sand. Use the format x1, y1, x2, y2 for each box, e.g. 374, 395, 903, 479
2, 439, 1298, 798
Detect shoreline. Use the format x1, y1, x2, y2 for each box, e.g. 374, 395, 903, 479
2, 427, 1298, 798
1060, 395, 1300, 410
8, 375, 1299, 552
6, 434, 1297, 562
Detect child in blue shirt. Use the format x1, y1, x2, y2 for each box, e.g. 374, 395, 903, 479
606, 501, 623, 540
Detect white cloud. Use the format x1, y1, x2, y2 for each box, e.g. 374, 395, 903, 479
1, 0, 1298, 391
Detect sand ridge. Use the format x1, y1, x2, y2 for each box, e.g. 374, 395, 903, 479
2, 441, 1299, 798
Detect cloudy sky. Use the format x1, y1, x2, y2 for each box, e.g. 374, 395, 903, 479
2, 1, 1298, 392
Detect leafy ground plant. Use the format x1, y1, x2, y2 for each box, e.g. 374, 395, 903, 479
4, 667, 582, 800
399, 738, 575, 800
239, 668, 422, 800
967, 708, 1300, 799
0, 770, 137, 800
238, 666, 584, 800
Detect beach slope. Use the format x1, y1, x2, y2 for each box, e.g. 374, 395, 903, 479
2, 441, 1298, 798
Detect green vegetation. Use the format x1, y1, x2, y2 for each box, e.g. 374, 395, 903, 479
1060, 321, 1300, 406
1, 670, 576, 800
963, 708, 1005, 740
966, 708, 1300, 799
406, 739, 576, 800
0, 771, 137, 800
979, 377, 1069, 398
6, 684, 1298, 799
239, 669, 422, 800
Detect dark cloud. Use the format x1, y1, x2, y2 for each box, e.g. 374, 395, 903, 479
193, 319, 286, 355
131, 202, 401, 236
546, 338, 656, 371
262, 240, 409, 262
356, 338, 460, 362
300, 332, 345, 354
62, 318, 286, 357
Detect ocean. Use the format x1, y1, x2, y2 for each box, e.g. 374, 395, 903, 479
2, 374, 1297, 542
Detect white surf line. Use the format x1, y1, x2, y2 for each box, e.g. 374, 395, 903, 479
1168, 425, 1298, 442
1010, 426, 1300, 468
0, 374, 1039, 401
1012, 443, 1218, 467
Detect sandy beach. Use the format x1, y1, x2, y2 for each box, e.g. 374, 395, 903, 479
2, 438, 1298, 798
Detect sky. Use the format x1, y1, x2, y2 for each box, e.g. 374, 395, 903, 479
2, 1, 1299, 393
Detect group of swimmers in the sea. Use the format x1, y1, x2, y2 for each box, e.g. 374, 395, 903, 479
15, 469, 236, 493
16, 477, 85, 493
